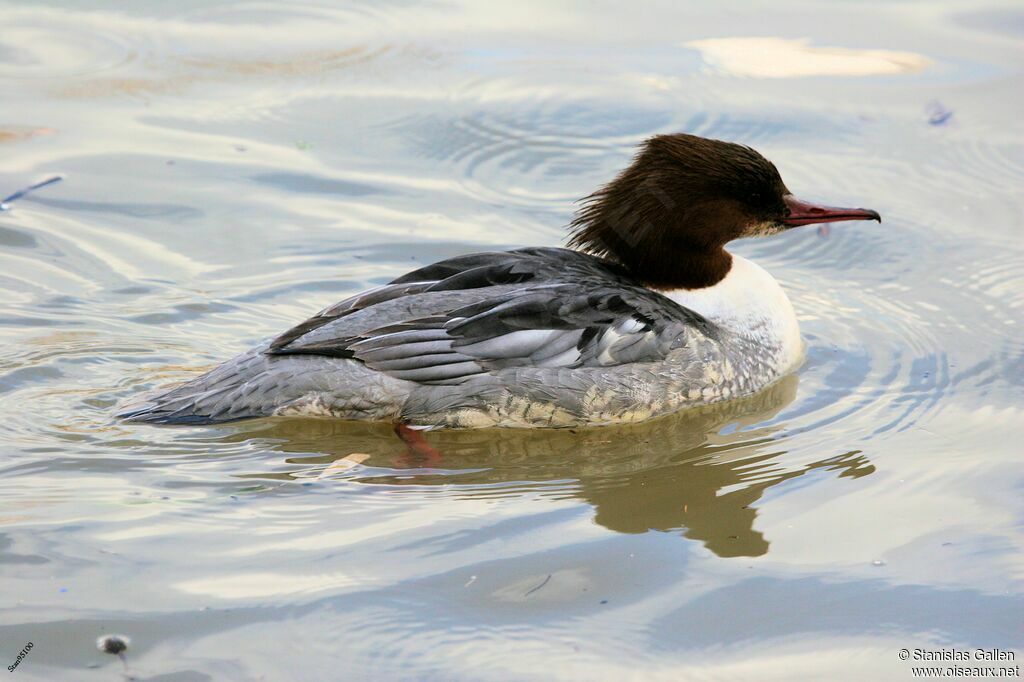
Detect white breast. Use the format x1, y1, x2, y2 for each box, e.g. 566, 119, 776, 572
665, 253, 803, 374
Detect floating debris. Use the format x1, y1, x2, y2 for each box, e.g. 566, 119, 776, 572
926, 100, 954, 126
0, 175, 63, 212
317, 453, 370, 480
96, 634, 130, 656
524, 574, 552, 597
871, 559, 886, 567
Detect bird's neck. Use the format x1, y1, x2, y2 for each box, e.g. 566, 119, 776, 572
635, 246, 732, 290
665, 253, 803, 372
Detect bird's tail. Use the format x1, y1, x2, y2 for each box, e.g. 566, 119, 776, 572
117, 346, 332, 425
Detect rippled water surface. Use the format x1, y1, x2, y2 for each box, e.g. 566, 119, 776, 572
1, 1, 1022, 680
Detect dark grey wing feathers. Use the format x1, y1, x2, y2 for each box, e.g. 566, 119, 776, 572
347, 327, 482, 383
268, 251, 544, 353
423, 261, 535, 292
268, 281, 435, 352
341, 284, 712, 384
265, 248, 718, 385
388, 252, 523, 285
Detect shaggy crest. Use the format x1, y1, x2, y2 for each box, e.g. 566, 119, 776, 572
568, 134, 791, 289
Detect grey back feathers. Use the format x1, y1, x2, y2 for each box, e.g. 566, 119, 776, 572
118, 247, 725, 426
267, 248, 718, 385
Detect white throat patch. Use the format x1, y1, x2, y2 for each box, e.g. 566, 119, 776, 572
665, 253, 803, 373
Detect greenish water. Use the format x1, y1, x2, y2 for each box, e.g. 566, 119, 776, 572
1, 1, 1022, 680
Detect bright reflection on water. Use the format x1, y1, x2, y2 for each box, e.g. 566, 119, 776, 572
0, 1, 1022, 680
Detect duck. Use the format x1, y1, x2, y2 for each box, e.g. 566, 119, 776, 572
118, 133, 879, 430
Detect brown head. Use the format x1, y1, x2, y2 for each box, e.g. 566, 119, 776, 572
568, 133, 880, 289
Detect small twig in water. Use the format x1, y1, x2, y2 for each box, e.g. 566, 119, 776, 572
0, 175, 63, 211
524, 573, 552, 597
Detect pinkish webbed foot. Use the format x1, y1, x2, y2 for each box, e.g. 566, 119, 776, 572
394, 423, 444, 468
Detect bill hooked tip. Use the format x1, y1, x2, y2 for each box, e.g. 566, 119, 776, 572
783, 194, 881, 227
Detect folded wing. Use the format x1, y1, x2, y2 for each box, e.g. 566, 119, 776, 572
266, 248, 717, 385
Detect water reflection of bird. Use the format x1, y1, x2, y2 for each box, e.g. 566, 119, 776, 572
119, 134, 879, 430
218, 374, 874, 558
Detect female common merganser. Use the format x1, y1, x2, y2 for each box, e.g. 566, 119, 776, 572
119, 133, 879, 429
